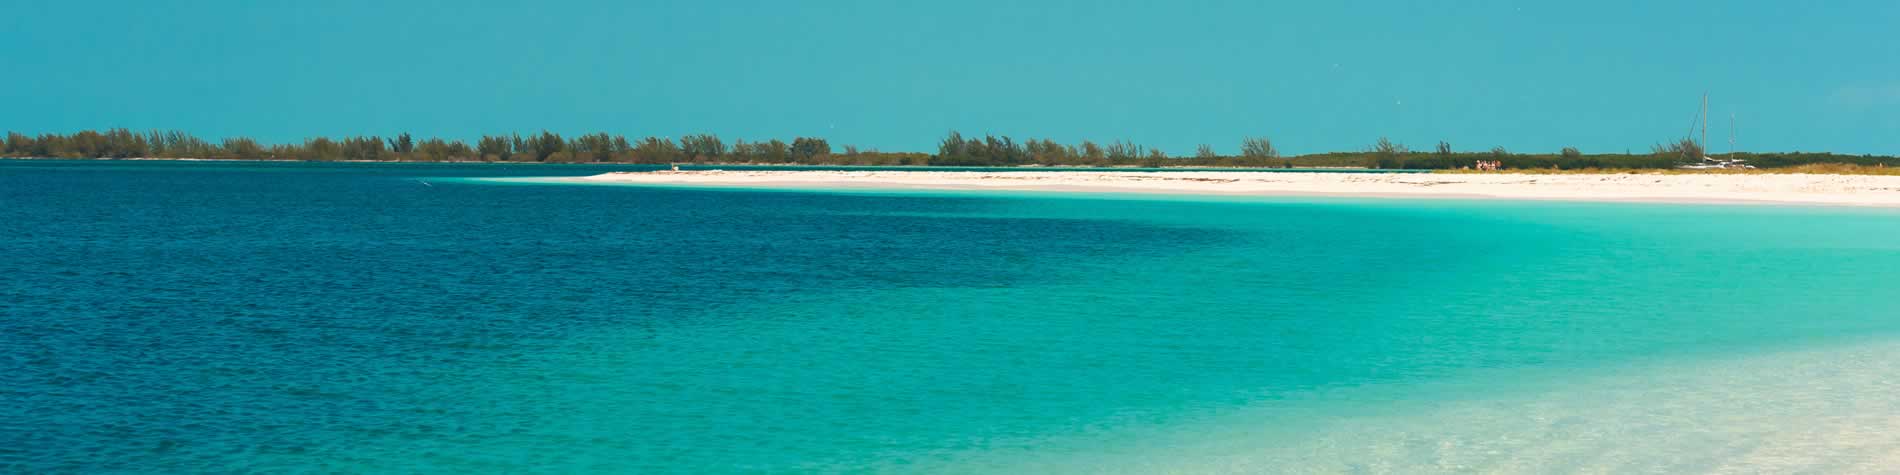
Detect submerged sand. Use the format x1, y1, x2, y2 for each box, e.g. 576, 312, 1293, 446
560, 170, 1900, 207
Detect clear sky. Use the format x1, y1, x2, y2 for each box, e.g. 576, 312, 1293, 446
3, 0, 1896, 155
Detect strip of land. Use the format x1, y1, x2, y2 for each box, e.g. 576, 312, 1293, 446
544, 170, 1900, 207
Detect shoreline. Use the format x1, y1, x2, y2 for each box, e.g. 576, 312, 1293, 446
534, 170, 1900, 207
0, 156, 1379, 171
0, 156, 1398, 171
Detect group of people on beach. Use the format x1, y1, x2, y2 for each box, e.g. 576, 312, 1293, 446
1474, 160, 1503, 171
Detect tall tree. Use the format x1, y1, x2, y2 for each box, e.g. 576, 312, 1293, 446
532, 131, 564, 161
1370, 137, 1408, 169
681, 134, 726, 160
477, 135, 512, 160
791, 137, 831, 160
305, 137, 343, 161
1241, 137, 1278, 159
1080, 140, 1105, 161
937, 131, 968, 161
387, 133, 415, 154
223, 137, 266, 159
634, 137, 682, 163
1196, 144, 1217, 159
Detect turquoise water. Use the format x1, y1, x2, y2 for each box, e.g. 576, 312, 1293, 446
5, 160, 1900, 472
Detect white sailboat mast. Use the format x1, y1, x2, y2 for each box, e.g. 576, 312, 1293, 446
1701, 93, 1709, 158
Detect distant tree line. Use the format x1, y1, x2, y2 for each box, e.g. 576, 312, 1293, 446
4, 129, 1895, 170
0, 129, 932, 165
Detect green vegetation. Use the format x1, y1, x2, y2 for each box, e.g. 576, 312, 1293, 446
1437, 163, 1900, 176
4, 129, 1897, 171
0, 129, 930, 166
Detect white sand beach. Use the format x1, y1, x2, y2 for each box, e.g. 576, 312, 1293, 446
561, 170, 1900, 207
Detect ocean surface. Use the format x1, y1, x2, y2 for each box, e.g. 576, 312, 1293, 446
5, 160, 1900, 473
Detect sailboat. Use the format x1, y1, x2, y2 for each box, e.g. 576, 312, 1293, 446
1678, 93, 1755, 169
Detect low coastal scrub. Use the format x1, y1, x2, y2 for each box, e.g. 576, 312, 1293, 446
4, 129, 1895, 172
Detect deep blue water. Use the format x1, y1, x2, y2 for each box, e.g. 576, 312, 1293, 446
5, 160, 1900, 472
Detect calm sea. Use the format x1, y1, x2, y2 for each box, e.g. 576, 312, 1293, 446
5, 160, 1900, 473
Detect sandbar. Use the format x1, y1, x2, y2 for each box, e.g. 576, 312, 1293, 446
545, 170, 1900, 207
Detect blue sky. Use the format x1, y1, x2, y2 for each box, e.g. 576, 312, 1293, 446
3, 0, 1895, 155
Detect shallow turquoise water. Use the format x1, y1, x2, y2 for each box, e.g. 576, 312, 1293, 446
5, 160, 1900, 472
